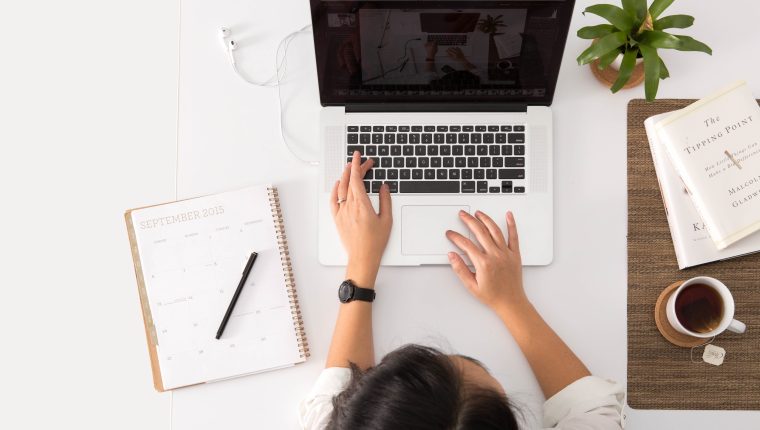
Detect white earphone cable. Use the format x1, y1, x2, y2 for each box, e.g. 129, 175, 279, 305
274, 25, 319, 166
230, 61, 279, 87
222, 24, 319, 165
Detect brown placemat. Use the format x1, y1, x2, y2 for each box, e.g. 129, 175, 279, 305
627, 99, 760, 410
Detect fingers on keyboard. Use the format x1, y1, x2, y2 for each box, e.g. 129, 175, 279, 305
346, 124, 527, 193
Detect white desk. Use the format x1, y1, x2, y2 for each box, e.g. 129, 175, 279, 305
171, 1, 760, 429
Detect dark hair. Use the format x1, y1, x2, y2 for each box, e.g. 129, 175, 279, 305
327, 345, 520, 430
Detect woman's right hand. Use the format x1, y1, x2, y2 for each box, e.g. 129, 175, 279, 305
330, 151, 393, 288
446, 47, 467, 62
445, 210, 528, 315
424, 41, 438, 59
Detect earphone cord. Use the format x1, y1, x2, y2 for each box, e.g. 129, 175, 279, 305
231, 61, 279, 87
227, 24, 319, 165
275, 25, 319, 166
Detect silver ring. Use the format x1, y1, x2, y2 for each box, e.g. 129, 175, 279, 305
337, 198, 347, 205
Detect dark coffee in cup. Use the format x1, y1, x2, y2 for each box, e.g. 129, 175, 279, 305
674, 283, 724, 333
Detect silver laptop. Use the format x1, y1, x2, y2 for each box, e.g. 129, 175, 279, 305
309, 1, 575, 266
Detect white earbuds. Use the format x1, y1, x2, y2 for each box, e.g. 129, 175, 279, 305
219, 25, 282, 86
219, 27, 237, 64
218, 26, 231, 42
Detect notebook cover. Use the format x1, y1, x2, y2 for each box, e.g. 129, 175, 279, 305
124, 186, 308, 391
125, 208, 166, 392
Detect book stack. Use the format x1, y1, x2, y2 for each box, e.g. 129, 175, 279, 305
645, 81, 760, 269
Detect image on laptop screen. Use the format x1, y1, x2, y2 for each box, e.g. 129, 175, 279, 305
310, 1, 575, 105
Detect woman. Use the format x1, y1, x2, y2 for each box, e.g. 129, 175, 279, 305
424, 42, 483, 91
299, 152, 624, 429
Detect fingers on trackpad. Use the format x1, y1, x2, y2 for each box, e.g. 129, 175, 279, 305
401, 205, 469, 255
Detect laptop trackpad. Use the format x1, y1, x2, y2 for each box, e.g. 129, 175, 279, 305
401, 205, 469, 255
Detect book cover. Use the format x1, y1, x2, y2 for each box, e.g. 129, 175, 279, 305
646, 112, 760, 269
656, 81, 760, 249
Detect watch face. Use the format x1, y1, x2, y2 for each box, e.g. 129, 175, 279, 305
338, 282, 353, 302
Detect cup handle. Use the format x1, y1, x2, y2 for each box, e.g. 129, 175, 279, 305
728, 319, 747, 334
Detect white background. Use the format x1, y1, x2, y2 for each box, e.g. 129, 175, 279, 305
2, 0, 759, 429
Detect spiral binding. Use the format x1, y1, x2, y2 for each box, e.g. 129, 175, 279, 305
268, 187, 310, 359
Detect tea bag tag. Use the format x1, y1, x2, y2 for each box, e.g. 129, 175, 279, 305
702, 344, 726, 366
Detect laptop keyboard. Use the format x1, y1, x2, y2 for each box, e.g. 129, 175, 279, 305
426, 34, 468, 46
346, 124, 527, 194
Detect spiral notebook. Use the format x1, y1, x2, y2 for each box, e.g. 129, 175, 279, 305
125, 185, 308, 391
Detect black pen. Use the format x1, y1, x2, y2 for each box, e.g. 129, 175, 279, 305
216, 252, 258, 339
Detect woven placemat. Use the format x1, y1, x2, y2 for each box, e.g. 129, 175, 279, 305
627, 99, 760, 410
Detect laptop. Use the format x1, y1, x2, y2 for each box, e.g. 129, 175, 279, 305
310, 1, 575, 266
420, 12, 479, 57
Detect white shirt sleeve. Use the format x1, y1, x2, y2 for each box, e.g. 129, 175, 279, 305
298, 369, 624, 430
543, 376, 625, 429
298, 367, 352, 430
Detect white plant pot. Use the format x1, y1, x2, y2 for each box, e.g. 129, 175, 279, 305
610, 53, 644, 71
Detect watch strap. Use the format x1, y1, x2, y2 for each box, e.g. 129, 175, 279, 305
352, 285, 376, 302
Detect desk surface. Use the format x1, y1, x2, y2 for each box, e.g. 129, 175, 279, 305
171, 0, 760, 429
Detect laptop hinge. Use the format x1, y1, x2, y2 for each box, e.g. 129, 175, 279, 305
345, 103, 529, 113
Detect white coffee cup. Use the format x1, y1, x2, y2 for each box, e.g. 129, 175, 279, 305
666, 276, 746, 338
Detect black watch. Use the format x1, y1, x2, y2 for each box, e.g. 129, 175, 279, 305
338, 280, 376, 303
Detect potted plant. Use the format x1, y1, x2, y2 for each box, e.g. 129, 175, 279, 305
478, 15, 506, 34
576, 0, 712, 101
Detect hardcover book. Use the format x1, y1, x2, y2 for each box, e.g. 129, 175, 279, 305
655, 81, 760, 249
646, 112, 760, 269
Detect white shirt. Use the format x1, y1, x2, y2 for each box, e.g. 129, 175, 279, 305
299, 368, 625, 429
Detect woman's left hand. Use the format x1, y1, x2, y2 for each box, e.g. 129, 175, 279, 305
445, 210, 526, 315
330, 151, 393, 287
446, 47, 467, 62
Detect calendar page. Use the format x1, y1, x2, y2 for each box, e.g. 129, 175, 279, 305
129, 185, 303, 389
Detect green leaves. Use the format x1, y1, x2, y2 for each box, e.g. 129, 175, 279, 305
670, 35, 712, 54
598, 48, 621, 70
576, 31, 627, 65
640, 45, 661, 101
637, 31, 712, 54
659, 57, 670, 79
654, 14, 694, 30
622, 0, 648, 26
577, 0, 712, 102
584, 4, 635, 33
577, 24, 616, 39
649, 0, 675, 19
611, 48, 638, 93
637, 30, 682, 48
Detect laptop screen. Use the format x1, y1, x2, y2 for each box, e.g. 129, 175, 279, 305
309, 1, 575, 107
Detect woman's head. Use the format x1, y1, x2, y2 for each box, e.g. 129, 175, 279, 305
327, 345, 520, 430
